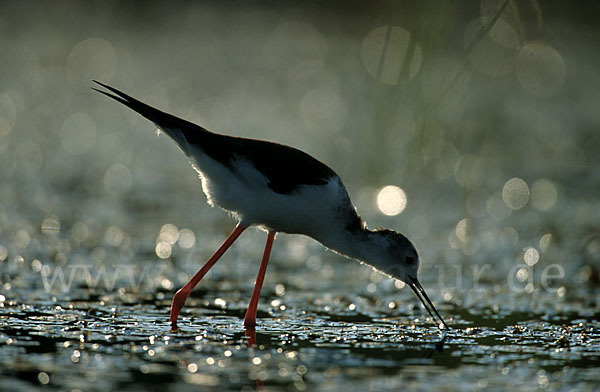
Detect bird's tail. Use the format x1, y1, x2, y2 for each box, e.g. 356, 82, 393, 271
91, 80, 209, 154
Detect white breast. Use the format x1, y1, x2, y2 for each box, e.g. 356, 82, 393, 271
187, 144, 349, 235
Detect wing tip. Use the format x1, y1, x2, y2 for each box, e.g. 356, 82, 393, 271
91, 80, 210, 138
92, 80, 110, 89
91, 82, 129, 106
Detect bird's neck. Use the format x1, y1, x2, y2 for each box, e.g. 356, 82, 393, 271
318, 227, 386, 266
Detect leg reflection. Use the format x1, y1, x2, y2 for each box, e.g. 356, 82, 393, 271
244, 327, 264, 391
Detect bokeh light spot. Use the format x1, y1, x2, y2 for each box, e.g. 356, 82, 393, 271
423, 139, 459, 180
455, 218, 470, 242
0, 93, 17, 137
60, 112, 97, 155
155, 241, 172, 259
502, 178, 529, 210
178, 228, 196, 249
38, 372, 50, 385
105, 226, 125, 247
361, 26, 422, 84
486, 18, 521, 50
539, 234, 553, 253
41, 215, 61, 235
158, 223, 179, 245
104, 163, 133, 197
66, 37, 117, 84
31, 259, 42, 272
516, 43, 566, 97
486, 193, 511, 221
464, 18, 518, 77
454, 154, 485, 190
299, 87, 347, 133
187, 363, 198, 373
376, 185, 407, 216
71, 221, 90, 243
14, 230, 30, 248
516, 268, 528, 282
524, 247, 539, 266
530, 179, 557, 211
267, 21, 327, 64
161, 278, 173, 290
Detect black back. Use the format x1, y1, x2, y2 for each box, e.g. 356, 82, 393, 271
93, 81, 337, 194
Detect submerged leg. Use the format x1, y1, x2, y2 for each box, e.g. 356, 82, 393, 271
243, 231, 276, 329
169, 224, 246, 331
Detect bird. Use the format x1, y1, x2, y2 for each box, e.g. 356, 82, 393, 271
92, 81, 449, 332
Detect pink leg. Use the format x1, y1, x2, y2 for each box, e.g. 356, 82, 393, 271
169, 224, 246, 331
244, 327, 258, 347
243, 231, 276, 329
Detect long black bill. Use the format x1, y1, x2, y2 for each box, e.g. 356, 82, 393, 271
409, 277, 449, 330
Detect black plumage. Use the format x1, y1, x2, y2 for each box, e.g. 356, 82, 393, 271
92, 81, 335, 194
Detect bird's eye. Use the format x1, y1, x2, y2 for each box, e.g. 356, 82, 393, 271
405, 256, 416, 265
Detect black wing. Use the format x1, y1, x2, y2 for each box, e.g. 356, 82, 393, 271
93, 81, 337, 194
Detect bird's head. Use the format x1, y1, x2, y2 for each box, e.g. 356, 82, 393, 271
367, 229, 419, 283
368, 229, 448, 330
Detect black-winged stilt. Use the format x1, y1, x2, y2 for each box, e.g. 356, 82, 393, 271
93, 81, 448, 332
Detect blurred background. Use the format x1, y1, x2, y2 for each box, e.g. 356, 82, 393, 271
1, 0, 599, 390
2, 0, 598, 295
